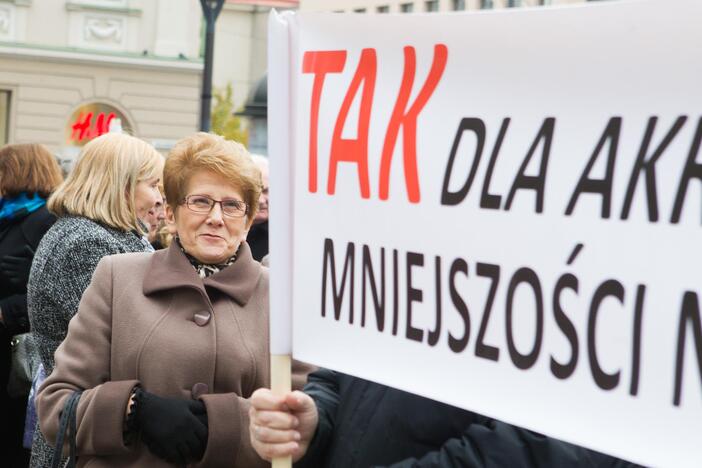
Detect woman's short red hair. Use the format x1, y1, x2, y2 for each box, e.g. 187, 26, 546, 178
0, 143, 63, 198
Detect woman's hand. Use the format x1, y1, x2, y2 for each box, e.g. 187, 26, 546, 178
249, 388, 319, 462
133, 389, 208, 465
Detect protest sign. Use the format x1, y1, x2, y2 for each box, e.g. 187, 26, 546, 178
268, 1, 702, 465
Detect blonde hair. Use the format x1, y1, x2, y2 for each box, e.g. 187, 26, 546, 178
157, 223, 174, 248
164, 133, 262, 225
0, 144, 63, 198
48, 133, 163, 233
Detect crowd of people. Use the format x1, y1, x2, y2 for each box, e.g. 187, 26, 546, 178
0, 133, 641, 467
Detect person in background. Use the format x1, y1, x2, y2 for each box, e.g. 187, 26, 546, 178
249, 369, 641, 468
146, 191, 167, 249
0, 143, 63, 468
37, 132, 312, 467
246, 154, 269, 262
154, 218, 175, 250
27, 133, 163, 468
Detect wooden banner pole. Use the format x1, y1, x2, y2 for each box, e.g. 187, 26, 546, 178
271, 354, 292, 468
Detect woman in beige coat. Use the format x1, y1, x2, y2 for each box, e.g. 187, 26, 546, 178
37, 133, 311, 467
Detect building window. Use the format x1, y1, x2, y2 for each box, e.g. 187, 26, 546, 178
453, 0, 466, 10
353, 7, 366, 12
507, 0, 522, 6
540, 0, 553, 4
480, 0, 494, 9
377, 5, 389, 12
0, 91, 9, 145
400, 3, 414, 12
425, 0, 438, 11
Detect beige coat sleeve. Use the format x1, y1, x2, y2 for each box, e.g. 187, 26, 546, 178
195, 335, 271, 468
37, 256, 139, 457
194, 361, 314, 467
195, 393, 264, 468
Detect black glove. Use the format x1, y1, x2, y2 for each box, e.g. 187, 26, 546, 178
133, 388, 208, 465
0, 245, 34, 287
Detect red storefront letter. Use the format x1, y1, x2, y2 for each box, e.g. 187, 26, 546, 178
327, 48, 377, 198
302, 50, 347, 193
71, 112, 93, 142
379, 44, 448, 203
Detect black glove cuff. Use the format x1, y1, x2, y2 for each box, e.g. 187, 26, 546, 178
125, 387, 142, 439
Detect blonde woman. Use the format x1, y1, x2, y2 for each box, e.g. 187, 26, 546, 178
27, 133, 163, 468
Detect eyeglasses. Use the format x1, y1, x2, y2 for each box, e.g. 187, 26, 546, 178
181, 194, 248, 218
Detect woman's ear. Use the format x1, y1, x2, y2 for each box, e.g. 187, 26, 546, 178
165, 203, 176, 227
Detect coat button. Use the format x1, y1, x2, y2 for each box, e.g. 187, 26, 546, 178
193, 311, 211, 326
191, 383, 209, 399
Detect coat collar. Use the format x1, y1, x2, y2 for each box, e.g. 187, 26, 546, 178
143, 241, 263, 306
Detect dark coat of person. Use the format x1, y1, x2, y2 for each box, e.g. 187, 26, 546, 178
0, 204, 55, 468
37, 241, 311, 467
0, 205, 54, 335
247, 221, 268, 262
27, 215, 152, 468
297, 369, 641, 468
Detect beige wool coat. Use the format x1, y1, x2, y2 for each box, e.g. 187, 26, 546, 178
37, 242, 311, 468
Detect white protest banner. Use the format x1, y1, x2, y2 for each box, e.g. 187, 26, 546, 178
269, 1, 702, 466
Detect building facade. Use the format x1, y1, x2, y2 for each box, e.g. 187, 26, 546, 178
300, 0, 594, 13
0, 0, 299, 160
0, 0, 204, 162
214, 1, 297, 110
213, 0, 297, 155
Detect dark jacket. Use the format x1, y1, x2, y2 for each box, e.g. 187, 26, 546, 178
0, 205, 55, 337
247, 221, 269, 262
0, 204, 55, 468
297, 370, 639, 468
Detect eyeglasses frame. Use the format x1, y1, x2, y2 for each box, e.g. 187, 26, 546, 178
180, 194, 249, 218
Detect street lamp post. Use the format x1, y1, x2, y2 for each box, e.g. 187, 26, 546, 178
199, 0, 225, 132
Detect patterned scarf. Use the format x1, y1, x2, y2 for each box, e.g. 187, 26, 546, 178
177, 238, 238, 278
0, 192, 45, 222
